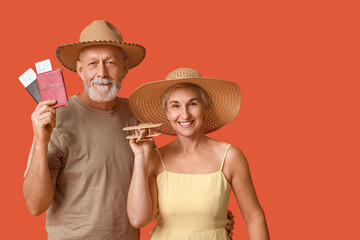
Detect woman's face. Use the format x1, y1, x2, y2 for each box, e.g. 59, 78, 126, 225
165, 87, 207, 137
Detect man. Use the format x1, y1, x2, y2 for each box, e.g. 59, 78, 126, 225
23, 20, 235, 240
22, 20, 145, 240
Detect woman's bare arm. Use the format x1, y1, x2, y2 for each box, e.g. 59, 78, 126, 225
127, 140, 158, 228
227, 146, 270, 240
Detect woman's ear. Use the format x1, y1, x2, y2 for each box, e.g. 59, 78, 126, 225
165, 109, 170, 120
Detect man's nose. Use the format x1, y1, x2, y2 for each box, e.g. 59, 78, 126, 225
97, 63, 108, 78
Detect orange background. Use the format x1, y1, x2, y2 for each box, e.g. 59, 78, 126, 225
1, 0, 359, 239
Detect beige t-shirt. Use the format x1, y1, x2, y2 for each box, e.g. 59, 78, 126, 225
25, 95, 139, 240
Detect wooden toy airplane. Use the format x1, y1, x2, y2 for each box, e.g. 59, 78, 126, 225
123, 123, 162, 142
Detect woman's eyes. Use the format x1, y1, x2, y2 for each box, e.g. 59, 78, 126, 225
189, 102, 198, 106
170, 104, 180, 109
169, 102, 198, 109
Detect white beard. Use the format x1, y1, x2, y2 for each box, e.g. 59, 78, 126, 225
84, 78, 121, 103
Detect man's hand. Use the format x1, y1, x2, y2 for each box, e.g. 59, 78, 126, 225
31, 99, 57, 145
226, 209, 235, 239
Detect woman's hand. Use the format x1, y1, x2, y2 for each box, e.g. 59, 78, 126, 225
129, 137, 153, 161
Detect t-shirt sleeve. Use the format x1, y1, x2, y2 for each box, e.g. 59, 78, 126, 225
47, 129, 64, 178
23, 129, 64, 178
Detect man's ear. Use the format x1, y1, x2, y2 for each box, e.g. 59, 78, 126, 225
76, 60, 85, 80
122, 58, 130, 79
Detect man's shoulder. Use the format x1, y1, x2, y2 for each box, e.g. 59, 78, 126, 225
116, 97, 138, 123
116, 96, 129, 104
116, 96, 131, 112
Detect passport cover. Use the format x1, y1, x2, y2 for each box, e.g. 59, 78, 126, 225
26, 80, 41, 103
18, 68, 41, 103
37, 69, 68, 108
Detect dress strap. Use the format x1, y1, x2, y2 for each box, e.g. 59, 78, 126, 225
220, 143, 232, 171
155, 148, 166, 171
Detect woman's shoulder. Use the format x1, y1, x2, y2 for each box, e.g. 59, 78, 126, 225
223, 144, 250, 178
227, 145, 247, 163
209, 139, 247, 168
149, 146, 169, 175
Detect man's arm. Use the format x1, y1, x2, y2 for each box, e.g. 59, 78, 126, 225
22, 100, 57, 216
226, 209, 235, 239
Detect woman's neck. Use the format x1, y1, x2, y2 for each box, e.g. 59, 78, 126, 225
174, 132, 208, 154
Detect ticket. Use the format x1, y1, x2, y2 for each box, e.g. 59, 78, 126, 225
35, 59, 52, 74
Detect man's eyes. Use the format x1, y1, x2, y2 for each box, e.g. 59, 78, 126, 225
87, 61, 116, 66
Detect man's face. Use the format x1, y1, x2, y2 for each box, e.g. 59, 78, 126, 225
76, 45, 129, 103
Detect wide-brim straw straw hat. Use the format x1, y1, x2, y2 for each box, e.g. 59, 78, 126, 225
56, 20, 146, 72
129, 68, 241, 136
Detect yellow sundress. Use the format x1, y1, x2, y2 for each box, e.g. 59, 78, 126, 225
151, 144, 232, 240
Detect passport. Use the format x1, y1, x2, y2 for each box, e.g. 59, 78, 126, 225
37, 69, 68, 108
26, 80, 41, 103
18, 68, 41, 103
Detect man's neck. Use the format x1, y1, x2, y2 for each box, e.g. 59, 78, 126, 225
78, 92, 117, 110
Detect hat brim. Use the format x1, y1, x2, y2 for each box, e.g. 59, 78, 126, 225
129, 77, 241, 136
56, 40, 146, 72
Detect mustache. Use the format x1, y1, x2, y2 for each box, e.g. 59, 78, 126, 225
90, 78, 114, 86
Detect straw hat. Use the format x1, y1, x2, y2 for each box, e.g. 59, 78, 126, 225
129, 68, 241, 135
56, 20, 146, 72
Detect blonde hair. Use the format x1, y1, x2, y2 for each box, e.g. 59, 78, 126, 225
162, 83, 211, 111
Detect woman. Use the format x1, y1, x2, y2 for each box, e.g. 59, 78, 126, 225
127, 68, 269, 239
